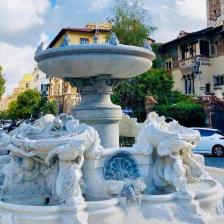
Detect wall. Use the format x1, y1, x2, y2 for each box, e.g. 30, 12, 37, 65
54, 31, 108, 48
171, 54, 224, 98
207, 0, 224, 27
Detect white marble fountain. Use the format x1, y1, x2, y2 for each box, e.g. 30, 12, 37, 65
0, 34, 223, 224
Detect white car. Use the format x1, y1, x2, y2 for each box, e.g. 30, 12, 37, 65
191, 128, 224, 157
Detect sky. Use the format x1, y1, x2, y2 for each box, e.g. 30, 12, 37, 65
0, 0, 207, 95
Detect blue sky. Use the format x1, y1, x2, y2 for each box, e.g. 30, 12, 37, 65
50, 0, 57, 7
0, 0, 207, 95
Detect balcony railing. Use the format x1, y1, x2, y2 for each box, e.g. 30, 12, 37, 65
179, 56, 210, 68
172, 56, 211, 70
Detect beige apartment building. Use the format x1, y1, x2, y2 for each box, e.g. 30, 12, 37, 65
160, 0, 224, 99
159, 0, 224, 130
0, 74, 33, 111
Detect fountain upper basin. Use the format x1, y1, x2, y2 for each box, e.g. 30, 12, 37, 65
35, 44, 156, 79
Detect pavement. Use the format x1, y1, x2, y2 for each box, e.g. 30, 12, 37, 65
204, 155, 224, 169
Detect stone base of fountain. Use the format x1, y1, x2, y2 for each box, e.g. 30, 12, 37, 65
0, 201, 87, 224
0, 179, 223, 224
0, 113, 223, 224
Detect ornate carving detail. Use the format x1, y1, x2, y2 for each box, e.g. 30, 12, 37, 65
35, 42, 44, 55
0, 114, 103, 206
143, 40, 152, 50
59, 33, 70, 47
134, 112, 208, 198
108, 32, 120, 45
208, 0, 221, 21
104, 152, 140, 181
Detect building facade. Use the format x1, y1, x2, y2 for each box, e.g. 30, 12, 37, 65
17, 74, 33, 94
207, 0, 224, 27
48, 77, 80, 113
160, 0, 224, 99
0, 74, 33, 111
31, 67, 50, 97
159, 0, 224, 129
160, 26, 224, 98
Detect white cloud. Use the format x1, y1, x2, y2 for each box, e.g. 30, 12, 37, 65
90, 0, 111, 11
148, 0, 207, 42
175, 0, 206, 22
0, 0, 50, 33
0, 42, 36, 95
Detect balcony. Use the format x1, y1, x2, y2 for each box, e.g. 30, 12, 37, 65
179, 56, 210, 69
171, 56, 211, 71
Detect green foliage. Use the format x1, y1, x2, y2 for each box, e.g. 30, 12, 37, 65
7, 100, 18, 120
6, 89, 59, 120
110, 0, 156, 46
0, 110, 8, 120
151, 44, 165, 69
15, 89, 42, 119
155, 102, 206, 127
112, 68, 205, 126
0, 66, 6, 100
112, 69, 176, 121
41, 100, 58, 116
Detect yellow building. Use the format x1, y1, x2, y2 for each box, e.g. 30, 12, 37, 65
48, 22, 111, 48
17, 74, 33, 93
0, 74, 33, 111
47, 23, 112, 113
0, 96, 12, 111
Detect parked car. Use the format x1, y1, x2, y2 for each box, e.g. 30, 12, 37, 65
191, 128, 224, 157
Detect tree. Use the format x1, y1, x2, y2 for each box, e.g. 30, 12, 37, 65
112, 69, 184, 121
41, 100, 58, 116
110, 0, 156, 46
6, 89, 59, 120
155, 102, 205, 127
7, 100, 18, 120
0, 66, 6, 100
7, 89, 41, 119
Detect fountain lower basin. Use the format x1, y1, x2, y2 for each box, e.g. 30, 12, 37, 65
0, 178, 222, 224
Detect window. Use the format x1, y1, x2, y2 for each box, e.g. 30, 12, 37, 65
181, 45, 188, 59
169, 61, 172, 70
214, 75, 224, 86
189, 42, 197, 57
195, 129, 215, 137
26, 83, 30, 88
206, 83, 211, 94
165, 61, 172, 70
200, 40, 210, 56
80, 38, 89, 44
183, 74, 195, 95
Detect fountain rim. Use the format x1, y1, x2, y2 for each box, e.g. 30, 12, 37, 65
34, 43, 156, 62
0, 179, 220, 211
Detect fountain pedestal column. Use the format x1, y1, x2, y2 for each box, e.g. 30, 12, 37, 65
71, 76, 122, 148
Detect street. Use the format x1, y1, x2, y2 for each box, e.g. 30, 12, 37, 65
204, 155, 224, 169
